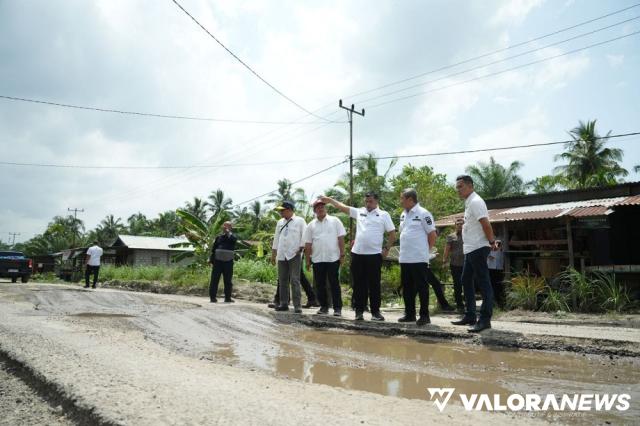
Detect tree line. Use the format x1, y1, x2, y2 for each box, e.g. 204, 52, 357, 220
6, 120, 638, 258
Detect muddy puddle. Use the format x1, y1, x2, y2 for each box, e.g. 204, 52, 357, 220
209, 327, 639, 424
70, 312, 135, 318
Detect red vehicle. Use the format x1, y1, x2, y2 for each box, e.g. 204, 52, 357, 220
0, 251, 33, 283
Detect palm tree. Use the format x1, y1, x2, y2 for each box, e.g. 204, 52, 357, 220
265, 179, 306, 208
127, 212, 149, 235
97, 214, 126, 243
249, 200, 264, 232
634, 165, 640, 174
207, 189, 233, 220
152, 211, 180, 237
184, 197, 208, 222
465, 156, 526, 199
329, 153, 397, 207
554, 120, 628, 188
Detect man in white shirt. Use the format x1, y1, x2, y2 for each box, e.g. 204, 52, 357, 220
451, 175, 499, 332
319, 192, 396, 321
85, 241, 103, 289
397, 189, 451, 325
271, 200, 307, 313
304, 199, 346, 316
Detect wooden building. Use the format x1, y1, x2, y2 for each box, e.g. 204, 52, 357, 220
436, 182, 640, 292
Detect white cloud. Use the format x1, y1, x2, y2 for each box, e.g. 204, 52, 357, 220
491, 0, 545, 26
606, 54, 625, 68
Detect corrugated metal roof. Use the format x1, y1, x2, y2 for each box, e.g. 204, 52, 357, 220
436, 195, 639, 227
113, 235, 194, 251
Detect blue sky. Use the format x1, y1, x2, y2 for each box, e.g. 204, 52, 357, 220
1, 0, 639, 242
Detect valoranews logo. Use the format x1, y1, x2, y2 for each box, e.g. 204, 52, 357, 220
427, 388, 631, 412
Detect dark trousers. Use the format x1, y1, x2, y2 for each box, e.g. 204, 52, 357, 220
489, 269, 506, 308
351, 253, 382, 314
273, 264, 317, 305
312, 261, 341, 311
401, 263, 431, 319
462, 247, 493, 322
210, 260, 233, 301
450, 264, 465, 309
424, 266, 451, 308
85, 265, 100, 287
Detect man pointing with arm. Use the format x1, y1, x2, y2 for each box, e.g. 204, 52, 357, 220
319, 192, 396, 321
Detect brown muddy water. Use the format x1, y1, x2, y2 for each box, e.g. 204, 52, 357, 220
207, 326, 639, 425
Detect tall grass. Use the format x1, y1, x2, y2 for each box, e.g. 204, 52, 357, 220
592, 271, 630, 313
507, 273, 545, 311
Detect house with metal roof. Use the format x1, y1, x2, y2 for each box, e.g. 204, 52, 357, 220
110, 235, 194, 266
436, 182, 640, 290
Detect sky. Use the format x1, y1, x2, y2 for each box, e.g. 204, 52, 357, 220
1, 0, 639, 243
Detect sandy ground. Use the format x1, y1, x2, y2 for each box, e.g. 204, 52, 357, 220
1, 282, 638, 425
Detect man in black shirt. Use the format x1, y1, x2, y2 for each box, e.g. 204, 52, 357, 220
209, 221, 237, 303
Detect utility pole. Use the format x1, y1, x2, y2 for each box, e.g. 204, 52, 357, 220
68, 208, 84, 248
8, 232, 20, 246
338, 99, 365, 241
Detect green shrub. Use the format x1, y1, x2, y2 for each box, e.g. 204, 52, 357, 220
540, 287, 569, 312
558, 267, 596, 312
507, 273, 545, 310
592, 271, 630, 313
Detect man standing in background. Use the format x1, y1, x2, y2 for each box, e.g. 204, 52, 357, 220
443, 218, 466, 313
85, 241, 103, 289
209, 221, 237, 303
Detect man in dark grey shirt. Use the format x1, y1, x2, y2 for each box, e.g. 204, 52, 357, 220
443, 218, 465, 312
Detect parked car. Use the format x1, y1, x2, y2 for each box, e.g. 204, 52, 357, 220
0, 251, 33, 283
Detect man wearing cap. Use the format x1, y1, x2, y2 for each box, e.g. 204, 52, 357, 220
397, 188, 446, 325
271, 200, 307, 313
304, 199, 346, 316
451, 175, 499, 333
209, 221, 237, 303
319, 192, 396, 321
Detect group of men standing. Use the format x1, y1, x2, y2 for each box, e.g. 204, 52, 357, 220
208, 173, 500, 333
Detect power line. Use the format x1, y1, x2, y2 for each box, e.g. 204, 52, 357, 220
342, 3, 640, 102
232, 159, 348, 208
356, 15, 640, 106
366, 30, 640, 110
170, 0, 333, 123
370, 132, 640, 161
0, 155, 345, 170
0, 95, 332, 125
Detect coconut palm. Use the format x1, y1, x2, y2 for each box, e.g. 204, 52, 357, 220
265, 179, 306, 208
465, 157, 526, 199
152, 211, 180, 237
329, 153, 397, 207
127, 212, 150, 235
183, 197, 208, 222
554, 120, 628, 188
97, 214, 126, 243
207, 189, 233, 220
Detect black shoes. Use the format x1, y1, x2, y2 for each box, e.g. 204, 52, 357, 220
398, 316, 416, 323
275, 305, 289, 312
451, 317, 477, 326
210, 298, 218, 303
224, 299, 235, 303
333, 310, 342, 317
316, 308, 329, 315
355, 311, 364, 321
268, 303, 276, 309
416, 317, 431, 326
468, 321, 491, 333
294, 308, 303, 314
371, 312, 385, 321
439, 304, 455, 312
302, 300, 320, 309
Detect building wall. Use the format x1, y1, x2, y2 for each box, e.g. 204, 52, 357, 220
130, 249, 192, 266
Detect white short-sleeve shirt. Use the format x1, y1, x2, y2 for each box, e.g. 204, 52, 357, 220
303, 215, 346, 263
462, 192, 490, 254
86, 245, 103, 266
349, 206, 395, 255
272, 215, 307, 261
399, 203, 436, 263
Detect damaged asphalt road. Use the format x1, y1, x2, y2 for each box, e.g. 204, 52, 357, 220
0, 282, 638, 425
